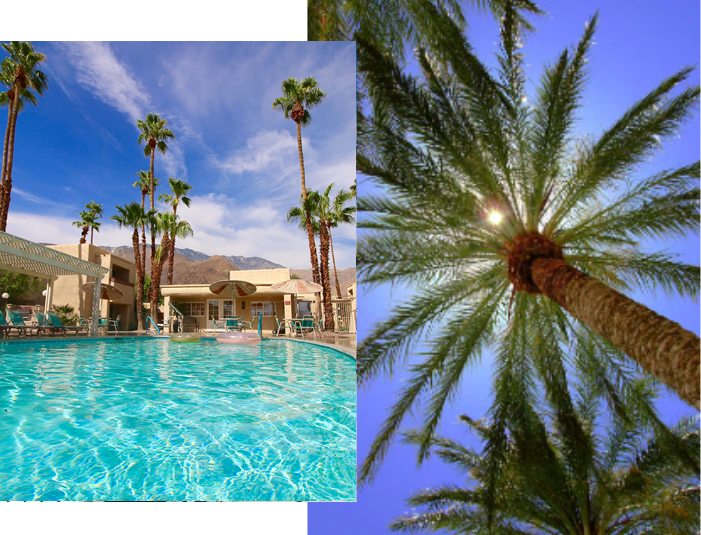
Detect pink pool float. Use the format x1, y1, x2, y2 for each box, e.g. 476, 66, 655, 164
215, 332, 262, 346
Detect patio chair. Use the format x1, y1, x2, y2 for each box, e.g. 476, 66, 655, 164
0, 313, 16, 337
34, 311, 63, 336
109, 315, 121, 332
7, 310, 42, 336
294, 316, 317, 338
225, 316, 252, 332
46, 312, 88, 336
272, 315, 288, 337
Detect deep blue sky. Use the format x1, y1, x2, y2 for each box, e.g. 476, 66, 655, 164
2, 41, 356, 269
310, 1, 699, 534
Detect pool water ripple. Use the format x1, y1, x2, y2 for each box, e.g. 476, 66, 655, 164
0, 338, 356, 501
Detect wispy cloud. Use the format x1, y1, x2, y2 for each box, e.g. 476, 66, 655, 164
211, 129, 298, 176
12, 188, 78, 212
54, 42, 153, 123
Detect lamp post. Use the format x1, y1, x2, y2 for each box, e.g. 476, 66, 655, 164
2, 292, 8, 315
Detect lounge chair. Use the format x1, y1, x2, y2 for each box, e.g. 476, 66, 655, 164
0, 313, 16, 337
7, 310, 42, 336
46, 312, 88, 335
34, 312, 62, 336
273, 315, 288, 336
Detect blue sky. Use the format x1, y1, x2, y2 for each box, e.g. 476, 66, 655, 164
3, 41, 356, 269
310, 1, 699, 533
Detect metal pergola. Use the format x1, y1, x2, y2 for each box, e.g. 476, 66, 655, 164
0, 231, 110, 336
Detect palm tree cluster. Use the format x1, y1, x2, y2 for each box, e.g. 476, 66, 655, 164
111, 114, 193, 331
0, 41, 48, 232
287, 184, 356, 331
392, 357, 699, 534
72, 201, 103, 244
355, 1, 699, 531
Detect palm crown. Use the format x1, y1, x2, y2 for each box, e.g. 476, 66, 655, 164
272, 77, 327, 126
357, 8, 699, 484
391, 364, 699, 534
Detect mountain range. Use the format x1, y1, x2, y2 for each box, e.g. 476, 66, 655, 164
97, 245, 356, 293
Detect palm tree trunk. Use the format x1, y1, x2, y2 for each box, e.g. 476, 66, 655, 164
0, 85, 22, 231
149, 146, 156, 310
318, 222, 335, 331
132, 229, 143, 331
90, 226, 94, 245
151, 234, 170, 326
0, 94, 15, 227
295, 119, 321, 283
328, 223, 342, 298
531, 257, 700, 409
167, 204, 177, 285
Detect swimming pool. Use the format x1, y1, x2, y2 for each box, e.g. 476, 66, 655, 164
0, 337, 356, 501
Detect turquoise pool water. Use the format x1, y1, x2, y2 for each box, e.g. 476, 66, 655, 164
0, 338, 356, 501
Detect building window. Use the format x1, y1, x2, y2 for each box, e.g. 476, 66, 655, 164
178, 302, 205, 316
223, 300, 233, 317
250, 302, 276, 317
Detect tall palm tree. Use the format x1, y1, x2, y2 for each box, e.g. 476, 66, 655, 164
357, 8, 700, 484
112, 202, 149, 331
273, 76, 327, 284
391, 375, 699, 534
84, 201, 103, 245
136, 113, 175, 299
158, 177, 192, 285
150, 212, 193, 318
287, 191, 334, 329
0, 42, 48, 231
133, 170, 159, 286
328, 186, 356, 298
72, 210, 93, 244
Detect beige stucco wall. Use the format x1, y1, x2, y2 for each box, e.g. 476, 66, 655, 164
161, 268, 321, 334
49, 244, 135, 328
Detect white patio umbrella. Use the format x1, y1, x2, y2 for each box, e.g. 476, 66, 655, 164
208, 279, 257, 299
270, 279, 323, 294
81, 282, 124, 301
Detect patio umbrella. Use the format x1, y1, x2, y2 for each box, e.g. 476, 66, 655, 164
208, 280, 257, 299
270, 279, 323, 294
81, 282, 124, 301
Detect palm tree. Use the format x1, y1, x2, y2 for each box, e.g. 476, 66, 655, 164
158, 177, 192, 285
72, 210, 93, 244
357, 8, 700, 484
150, 212, 193, 319
272, 77, 327, 284
112, 202, 149, 331
136, 113, 175, 296
328, 186, 356, 298
84, 201, 103, 245
391, 377, 699, 535
133, 170, 159, 287
287, 191, 334, 329
0, 41, 48, 231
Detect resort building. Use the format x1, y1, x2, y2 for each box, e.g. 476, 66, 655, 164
49, 244, 136, 329
161, 268, 320, 334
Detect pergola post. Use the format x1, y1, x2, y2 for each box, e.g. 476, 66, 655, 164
43, 278, 55, 313
91, 278, 101, 336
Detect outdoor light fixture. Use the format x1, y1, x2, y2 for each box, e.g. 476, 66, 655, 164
42, 290, 47, 297
487, 210, 504, 225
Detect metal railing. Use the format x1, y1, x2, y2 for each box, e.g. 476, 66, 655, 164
146, 315, 160, 334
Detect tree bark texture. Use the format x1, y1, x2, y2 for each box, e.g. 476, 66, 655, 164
531, 257, 700, 409
132, 229, 144, 331
295, 119, 320, 283
328, 223, 341, 298
0, 86, 21, 231
318, 222, 335, 331
0, 96, 14, 226
150, 234, 170, 326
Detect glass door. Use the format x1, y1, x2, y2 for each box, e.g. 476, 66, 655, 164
207, 299, 221, 330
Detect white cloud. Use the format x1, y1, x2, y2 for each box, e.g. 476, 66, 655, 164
211, 129, 298, 175
55, 42, 152, 123
6, 212, 134, 248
